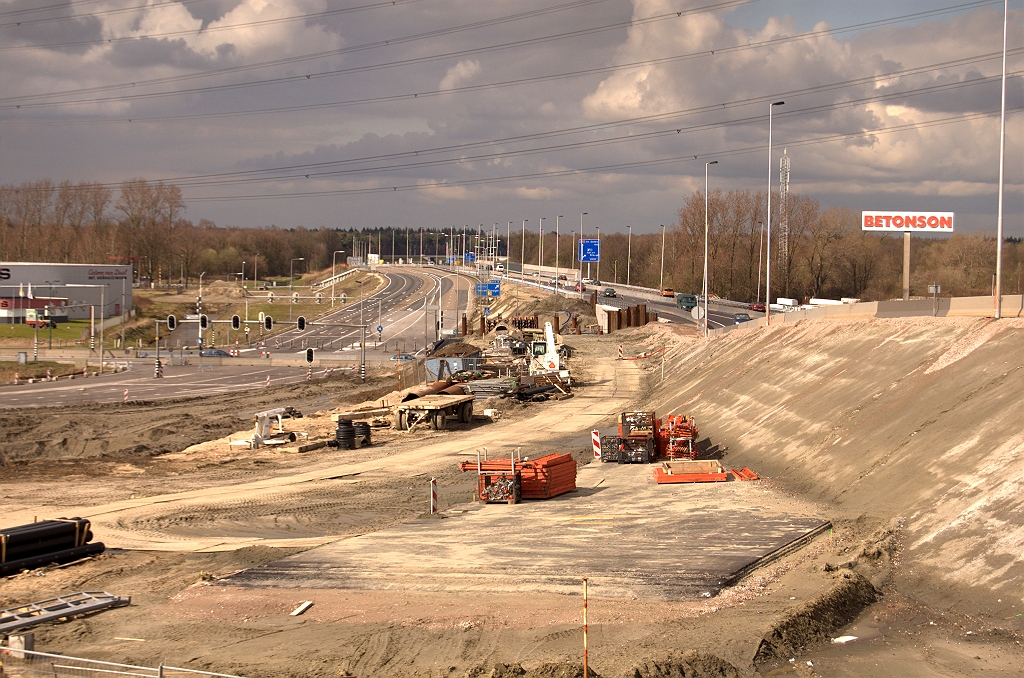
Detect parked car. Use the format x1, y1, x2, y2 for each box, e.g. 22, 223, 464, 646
748, 302, 766, 312
602, 287, 617, 298
558, 274, 568, 280
675, 293, 698, 310
582, 277, 594, 285
200, 349, 232, 357
495, 263, 505, 272
575, 282, 586, 292
733, 313, 752, 324
390, 353, 415, 362
660, 288, 675, 297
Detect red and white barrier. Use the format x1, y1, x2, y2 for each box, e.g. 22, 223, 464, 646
123, 389, 128, 403
592, 429, 601, 459
430, 477, 438, 514
265, 375, 270, 387
618, 344, 623, 360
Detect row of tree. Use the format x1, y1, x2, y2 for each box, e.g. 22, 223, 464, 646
1, 179, 1020, 301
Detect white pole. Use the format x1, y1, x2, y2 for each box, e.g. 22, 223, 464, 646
704, 161, 718, 338
994, 0, 1007, 318
555, 215, 561, 296
626, 226, 632, 286
766, 101, 784, 325
659, 224, 666, 291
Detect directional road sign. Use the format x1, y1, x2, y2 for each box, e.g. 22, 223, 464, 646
579, 239, 600, 263
475, 281, 501, 297
377, 325, 383, 333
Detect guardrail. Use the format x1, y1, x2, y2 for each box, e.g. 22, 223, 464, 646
0, 648, 246, 678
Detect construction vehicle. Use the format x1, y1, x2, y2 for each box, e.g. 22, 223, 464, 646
528, 321, 570, 380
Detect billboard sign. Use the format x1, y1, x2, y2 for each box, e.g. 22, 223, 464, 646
862, 212, 954, 232
579, 239, 600, 262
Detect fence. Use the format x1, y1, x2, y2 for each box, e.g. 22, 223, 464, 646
0, 648, 245, 678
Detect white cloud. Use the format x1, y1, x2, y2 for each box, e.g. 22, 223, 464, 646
439, 59, 481, 91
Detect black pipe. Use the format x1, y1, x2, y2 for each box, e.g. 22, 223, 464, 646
0, 543, 106, 577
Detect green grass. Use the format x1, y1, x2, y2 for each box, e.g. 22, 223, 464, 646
1, 320, 94, 344
0, 360, 81, 382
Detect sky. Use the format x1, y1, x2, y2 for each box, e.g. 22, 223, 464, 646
0, 0, 1021, 236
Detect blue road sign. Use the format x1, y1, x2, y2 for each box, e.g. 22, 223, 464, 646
377, 325, 383, 333
475, 281, 501, 297
579, 239, 600, 263
464, 252, 476, 263
483, 307, 491, 317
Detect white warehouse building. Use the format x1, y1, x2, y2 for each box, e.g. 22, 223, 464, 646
0, 262, 133, 323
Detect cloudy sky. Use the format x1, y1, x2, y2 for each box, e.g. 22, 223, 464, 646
1, 0, 1021, 235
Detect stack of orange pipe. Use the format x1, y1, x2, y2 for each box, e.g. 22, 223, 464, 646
458, 453, 577, 499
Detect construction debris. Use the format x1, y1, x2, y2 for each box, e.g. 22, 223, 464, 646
458, 450, 577, 500
0, 592, 130, 633
1, 519, 105, 577
654, 460, 729, 484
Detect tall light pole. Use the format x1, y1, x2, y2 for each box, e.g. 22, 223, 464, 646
580, 212, 588, 280
995, 0, 1008, 318
331, 250, 346, 307
241, 261, 246, 285
659, 224, 666, 291
555, 215, 563, 295
765, 101, 784, 325
626, 225, 632, 286
521, 219, 527, 278
289, 257, 304, 321
596, 227, 601, 283
756, 220, 765, 307
538, 217, 545, 270
703, 161, 718, 338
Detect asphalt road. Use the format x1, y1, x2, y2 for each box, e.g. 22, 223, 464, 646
0, 364, 311, 408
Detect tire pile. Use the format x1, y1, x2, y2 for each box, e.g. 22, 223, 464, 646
1, 518, 105, 577
329, 419, 372, 450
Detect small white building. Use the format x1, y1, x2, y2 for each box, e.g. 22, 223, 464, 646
0, 262, 133, 323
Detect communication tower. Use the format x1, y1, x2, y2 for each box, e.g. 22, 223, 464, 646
779, 148, 790, 266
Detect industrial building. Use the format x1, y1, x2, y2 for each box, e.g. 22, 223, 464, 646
0, 262, 133, 324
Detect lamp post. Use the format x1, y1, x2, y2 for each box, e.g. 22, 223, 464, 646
765, 100, 785, 325
756, 220, 765, 308
538, 217, 545, 270
626, 225, 632, 286
66, 283, 105, 374
995, 0, 1008, 318
331, 250, 346, 307
555, 215, 563, 295
659, 224, 666, 291
241, 261, 246, 285
580, 212, 589, 281
521, 219, 527, 278
45, 280, 59, 349
703, 161, 718, 338
289, 257, 304, 321
596, 226, 601, 283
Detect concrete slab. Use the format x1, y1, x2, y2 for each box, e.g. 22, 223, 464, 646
227, 464, 828, 601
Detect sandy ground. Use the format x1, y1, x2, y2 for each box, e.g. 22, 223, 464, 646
1, 321, 1022, 677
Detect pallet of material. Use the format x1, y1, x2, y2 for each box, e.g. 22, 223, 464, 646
730, 467, 759, 481
458, 452, 577, 499
653, 460, 728, 484
1, 518, 105, 577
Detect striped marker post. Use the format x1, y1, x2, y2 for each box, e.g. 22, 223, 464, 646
582, 577, 589, 678
265, 375, 270, 387
617, 344, 623, 360
429, 477, 438, 514
123, 389, 128, 403
592, 429, 601, 460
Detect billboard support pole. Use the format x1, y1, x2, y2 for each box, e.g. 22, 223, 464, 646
903, 233, 911, 301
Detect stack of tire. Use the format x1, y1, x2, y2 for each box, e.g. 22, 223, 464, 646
334, 419, 356, 450
1, 518, 105, 577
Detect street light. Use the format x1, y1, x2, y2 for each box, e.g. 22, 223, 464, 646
580, 212, 588, 282
626, 225, 632, 286
538, 217, 545, 270
555, 215, 563, 295
703, 161, 719, 338
66, 283, 105, 374
45, 280, 59, 349
289, 257, 304, 321
659, 224, 666, 291
331, 250, 346, 307
765, 100, 785, 325
995, 0, 1008, 318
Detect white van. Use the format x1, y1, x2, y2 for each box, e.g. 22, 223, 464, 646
495, 263, 505, 273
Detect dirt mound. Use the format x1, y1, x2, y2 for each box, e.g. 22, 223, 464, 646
433, 341, 481, 357
519, 295, 596, 321
753, 570, 877, 665
529, 662, 598, 678
202, 281, 247, 299
465, 664, 527, 678
627, 650, 740, 677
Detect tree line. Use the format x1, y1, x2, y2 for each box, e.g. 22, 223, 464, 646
1, 178, 1019, 301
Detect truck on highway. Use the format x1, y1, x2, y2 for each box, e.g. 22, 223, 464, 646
675, 293, 698, 310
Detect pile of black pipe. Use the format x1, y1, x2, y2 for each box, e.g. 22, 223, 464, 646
353, 421, 371, 444
516, 385, 557, 402
1, 518, 105, 577
335, 419, 355, 450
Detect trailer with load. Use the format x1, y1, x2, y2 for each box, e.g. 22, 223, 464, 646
391, 393, 476, 431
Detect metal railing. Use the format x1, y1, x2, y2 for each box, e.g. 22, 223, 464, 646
0, 648, 246, 678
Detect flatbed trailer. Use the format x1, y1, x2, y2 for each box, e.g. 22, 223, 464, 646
392, 393, 476, 431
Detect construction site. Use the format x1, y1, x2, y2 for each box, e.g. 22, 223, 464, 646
1, 274, 1023, 678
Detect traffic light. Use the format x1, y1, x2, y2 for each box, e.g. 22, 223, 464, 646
264, 315, 273, 331
296, 316, 306, 331
305, 348, 314, 364
166, 314, 177, 331
315, 293, 323, 304
292, 292, 300, 303
200, 314, 209, 330
231, 315, 241, 330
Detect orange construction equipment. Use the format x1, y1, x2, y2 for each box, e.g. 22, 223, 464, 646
653, 460, 728, 484
657, 414, 700, 460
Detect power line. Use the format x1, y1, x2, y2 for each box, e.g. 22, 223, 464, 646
183, 107, 1022, 202
11, 0, 997, 108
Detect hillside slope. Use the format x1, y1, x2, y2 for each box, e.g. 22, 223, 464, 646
646, 316, 1024, 613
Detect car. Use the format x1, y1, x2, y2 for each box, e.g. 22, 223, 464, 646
574, 282, 586, 292
558, 274, 568, 280
495, 264, 505, 272
200, 349, 232, 357
389, 353, 415, 362
748, 302, 766, 312
733, 313, 752, 324
602, 287, 616, 298
582, 277, 594, 285
675, 293, 698, 310
660, 288, 675, 297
